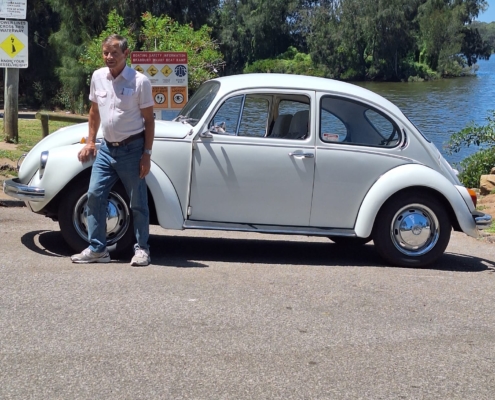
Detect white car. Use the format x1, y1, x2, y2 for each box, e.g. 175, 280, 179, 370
4, 74, 492, 267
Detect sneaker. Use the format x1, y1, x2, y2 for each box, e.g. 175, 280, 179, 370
71, 248, 110, 263
131, 248, 151, 266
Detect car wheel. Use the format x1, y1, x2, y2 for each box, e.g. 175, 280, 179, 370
330, 236, 372, 246
58, 179, 134, 257
372, 193, 451, 267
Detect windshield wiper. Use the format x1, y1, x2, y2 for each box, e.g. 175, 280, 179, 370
176, 115, 198, 124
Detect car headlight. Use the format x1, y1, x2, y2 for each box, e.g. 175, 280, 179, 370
39, 151, 48, 179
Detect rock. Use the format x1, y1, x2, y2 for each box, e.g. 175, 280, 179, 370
490, 167, 495, 174
480, 175, 495, 195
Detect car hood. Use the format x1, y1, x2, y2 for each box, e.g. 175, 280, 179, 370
18, 120, 192, 184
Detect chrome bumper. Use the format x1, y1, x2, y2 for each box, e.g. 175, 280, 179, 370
3, 178, 45, 201
473, 210, 492, 229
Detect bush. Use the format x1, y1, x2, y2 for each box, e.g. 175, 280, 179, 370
455, 148, 495, 188
447, 111, 495, 188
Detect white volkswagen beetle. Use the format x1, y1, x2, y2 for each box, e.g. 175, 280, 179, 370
4, 74, 491, 267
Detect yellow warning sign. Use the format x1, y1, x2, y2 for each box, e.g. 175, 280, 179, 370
147, 65, 158, 76
134, 65, 144, 73
152, 86, 169, 109
170, 86, 188, 109
0, 34, 24, 58
161, 65, 172, 77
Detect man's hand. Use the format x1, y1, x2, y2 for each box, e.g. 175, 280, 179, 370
139, 154, 151, 179
78, 143, 97, 163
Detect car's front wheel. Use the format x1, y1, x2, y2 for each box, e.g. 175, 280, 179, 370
372, 192, 451, 267
58, 179, 134, 257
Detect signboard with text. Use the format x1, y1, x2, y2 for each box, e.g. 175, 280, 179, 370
0, 20, 28, 68
131, 51, 188, 117
0, 0, 27, 19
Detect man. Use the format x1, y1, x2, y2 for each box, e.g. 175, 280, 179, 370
71, 34, 155, 266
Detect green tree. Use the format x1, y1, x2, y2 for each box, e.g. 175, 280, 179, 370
215, 0, 298, 74
80, 11, 224, 92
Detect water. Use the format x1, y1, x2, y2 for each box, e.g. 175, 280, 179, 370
355, 57, 495, 165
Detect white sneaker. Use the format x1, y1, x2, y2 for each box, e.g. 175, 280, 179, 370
71, 248, 110, 263
131, 248, 150, 266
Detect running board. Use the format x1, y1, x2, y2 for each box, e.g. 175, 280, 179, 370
183, 220, 356, 237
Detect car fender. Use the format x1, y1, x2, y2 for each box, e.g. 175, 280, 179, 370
354, 164, 478, 238
146, 163, 184, 230
27, 143, 92, 212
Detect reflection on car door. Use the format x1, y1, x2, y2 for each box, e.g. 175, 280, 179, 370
189, 91, 316, 226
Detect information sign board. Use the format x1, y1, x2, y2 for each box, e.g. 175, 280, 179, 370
0, 20, 27, 68
0, 0, 27, 19
131, 51, 188, 117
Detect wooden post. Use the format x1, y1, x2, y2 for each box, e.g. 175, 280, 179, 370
3, 68, 19, 143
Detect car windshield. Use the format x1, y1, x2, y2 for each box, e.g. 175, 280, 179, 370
175, 81, 220, 126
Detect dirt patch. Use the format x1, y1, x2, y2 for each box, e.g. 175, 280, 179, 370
0, 141, 17, 151
478, 194, 495, 219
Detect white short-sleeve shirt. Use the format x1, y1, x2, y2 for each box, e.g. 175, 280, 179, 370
89, 65, 154, 142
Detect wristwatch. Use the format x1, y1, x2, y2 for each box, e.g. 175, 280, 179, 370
144, 149, 152, 155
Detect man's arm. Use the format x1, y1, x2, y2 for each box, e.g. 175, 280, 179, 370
78, 101, 101, 162
139, 105, 155, 179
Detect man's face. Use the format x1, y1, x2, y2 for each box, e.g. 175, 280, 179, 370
102, 40, 128, 74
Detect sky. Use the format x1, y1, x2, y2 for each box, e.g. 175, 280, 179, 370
477, 0, 495, 23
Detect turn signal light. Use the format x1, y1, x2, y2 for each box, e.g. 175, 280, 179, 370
467, 188, 477, 208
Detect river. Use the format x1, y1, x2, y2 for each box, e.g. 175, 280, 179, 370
356, 57, 495, 165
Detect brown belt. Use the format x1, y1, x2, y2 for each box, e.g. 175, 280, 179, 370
105, 131, 144, 147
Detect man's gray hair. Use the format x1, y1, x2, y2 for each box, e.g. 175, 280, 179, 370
102, 34, 128, 52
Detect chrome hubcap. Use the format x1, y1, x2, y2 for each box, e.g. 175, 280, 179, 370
73, 192, 131, 245
391, 203, 440, 256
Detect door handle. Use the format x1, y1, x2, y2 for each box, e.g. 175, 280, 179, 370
289, 152, 314, 158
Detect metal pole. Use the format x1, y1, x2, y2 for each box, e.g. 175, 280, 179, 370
4, 67, 19, 143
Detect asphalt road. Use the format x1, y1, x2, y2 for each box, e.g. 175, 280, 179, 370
1, 206, 495, 399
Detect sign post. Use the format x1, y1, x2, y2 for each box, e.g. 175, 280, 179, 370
131, 51, 188, 120
1, 0, 28, 143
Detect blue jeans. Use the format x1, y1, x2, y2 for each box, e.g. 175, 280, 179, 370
86, 137, 149, 253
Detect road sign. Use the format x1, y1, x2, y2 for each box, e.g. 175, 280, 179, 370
0, 20, 27, 68
171, 86, 188, 109
152, 86, 168, 109
0, 0, 27, 19
131, 51, 188, 86
131, 51, 188, 116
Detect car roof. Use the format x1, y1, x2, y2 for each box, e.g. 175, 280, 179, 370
211, 73, 402, 115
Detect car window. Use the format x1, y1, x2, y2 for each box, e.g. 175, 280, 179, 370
238, 96, 270, 137
210, 96, 243, 135
321, 110, 347, 142
320, 96, 400, 147
279, 100, 308, 115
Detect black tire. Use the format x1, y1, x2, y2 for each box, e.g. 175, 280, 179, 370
372, 192, 451, 268
58, 179, 134, 257
330, 236, 372, 246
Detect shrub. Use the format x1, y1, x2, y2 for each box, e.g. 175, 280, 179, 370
447, 111, 495, 188
455, 148, 495, 188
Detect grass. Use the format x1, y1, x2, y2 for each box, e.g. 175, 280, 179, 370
1, 119, 75, 161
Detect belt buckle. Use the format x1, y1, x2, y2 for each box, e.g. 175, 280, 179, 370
111, 142, 119, 147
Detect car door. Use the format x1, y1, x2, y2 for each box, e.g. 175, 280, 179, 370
310, 93, 409, 229
189, 90, 316, 227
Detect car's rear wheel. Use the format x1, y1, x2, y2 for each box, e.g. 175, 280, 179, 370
372, 192, 451, 267
58, 179, 134, 257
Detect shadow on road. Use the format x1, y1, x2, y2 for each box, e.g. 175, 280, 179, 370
21, 229, 495, 272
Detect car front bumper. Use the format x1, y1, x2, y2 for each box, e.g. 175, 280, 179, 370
473, 210, 492, 229
3, 178, 45, 201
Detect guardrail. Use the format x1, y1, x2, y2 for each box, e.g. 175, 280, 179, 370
35, 112, 88, 137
